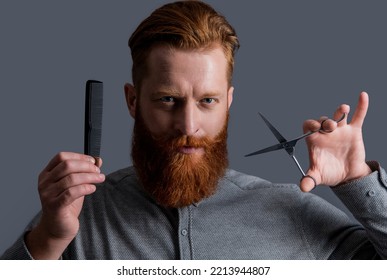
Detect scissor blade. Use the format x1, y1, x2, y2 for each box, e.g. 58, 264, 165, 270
259, 112, 295, 155
245, 142, 285, 157
259, 113, 287, 143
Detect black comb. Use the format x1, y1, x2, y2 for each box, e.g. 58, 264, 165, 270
84, 80, 103, 158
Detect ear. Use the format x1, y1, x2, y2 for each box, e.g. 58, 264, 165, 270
124, 83, 137, 118
227, 86, 234, 109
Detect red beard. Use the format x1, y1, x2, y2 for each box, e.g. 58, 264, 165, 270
131, 112, 229, 208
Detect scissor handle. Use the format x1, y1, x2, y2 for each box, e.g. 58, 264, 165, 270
288, 113, 346, 143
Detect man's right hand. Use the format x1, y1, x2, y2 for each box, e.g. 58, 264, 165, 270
25, 152, 105, 259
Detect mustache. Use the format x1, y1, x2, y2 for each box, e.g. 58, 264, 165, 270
151, 133, 225, 153
169, 135, 212, 149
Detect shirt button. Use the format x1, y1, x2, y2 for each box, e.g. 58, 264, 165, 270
181, 229, 188, 236
368, 190, 376, 197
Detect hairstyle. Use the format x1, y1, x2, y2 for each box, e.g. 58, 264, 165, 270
128, 0, 240, 89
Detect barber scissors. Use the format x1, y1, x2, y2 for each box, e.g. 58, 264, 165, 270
245, 113, 346, 183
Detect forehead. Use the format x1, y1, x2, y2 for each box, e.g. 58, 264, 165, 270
144, 45, 229, 86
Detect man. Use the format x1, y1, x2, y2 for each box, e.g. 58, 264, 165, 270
2, 0, 387, 259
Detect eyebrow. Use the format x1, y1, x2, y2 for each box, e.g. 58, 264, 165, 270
150, 90, 183, 99
200, 92, 223, 98
150, 90, 224, 100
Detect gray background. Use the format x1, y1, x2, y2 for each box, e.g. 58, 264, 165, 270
1, 0, 386, 255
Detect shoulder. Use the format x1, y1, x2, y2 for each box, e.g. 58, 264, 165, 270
87, 166, 144, 201
223, 168, 299, 192
103, 166, 138, 187
221, 169, 346, 220
81, 166, 152, 216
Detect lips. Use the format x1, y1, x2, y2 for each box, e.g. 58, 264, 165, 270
178, 146, 204, 154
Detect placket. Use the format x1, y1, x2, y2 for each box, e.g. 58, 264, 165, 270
177, 205, 193, 259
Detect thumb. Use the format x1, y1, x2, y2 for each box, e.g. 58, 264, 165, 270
300, 171, 320, 192
94, 157, 103, 168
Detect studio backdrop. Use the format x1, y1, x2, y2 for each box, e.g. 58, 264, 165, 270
1, 0, 386, 255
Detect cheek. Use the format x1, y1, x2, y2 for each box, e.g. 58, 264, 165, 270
203, 110, 228, 138
139, 102, 171, 136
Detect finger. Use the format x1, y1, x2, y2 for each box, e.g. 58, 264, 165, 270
94, 157, 103, 168
302, 119, 321, 133
41, 172, 105, 200
333, 104, 350, 127
319, 119, 337, 133
56, 173, 105, 192
350, 91, 369, 128
44, 152, 96, 173
53, 184, 98, 208
45, 159, 101, 185
300, 170, 320, 192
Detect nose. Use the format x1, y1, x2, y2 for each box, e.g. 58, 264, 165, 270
175, 101, 200, 136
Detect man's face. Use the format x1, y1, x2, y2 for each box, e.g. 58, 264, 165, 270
127, 44, 233, 145
125, 45, 234, 207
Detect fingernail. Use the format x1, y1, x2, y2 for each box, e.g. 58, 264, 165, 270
89, 157, 96, 164
95, 157, 102, 167
95, 166, 100, 173
98, 174, 105, 180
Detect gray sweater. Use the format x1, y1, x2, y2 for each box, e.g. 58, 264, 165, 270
2, 163, 387, 259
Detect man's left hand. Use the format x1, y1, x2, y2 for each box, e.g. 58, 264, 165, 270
300, 91, 372, 192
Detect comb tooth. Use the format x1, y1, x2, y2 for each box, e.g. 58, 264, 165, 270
84, 80, 103, 157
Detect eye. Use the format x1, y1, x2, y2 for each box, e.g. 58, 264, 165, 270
201, 98, 216, 104
160, 96, 175, 103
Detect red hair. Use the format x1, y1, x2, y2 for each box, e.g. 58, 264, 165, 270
129, 0, 240, 89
